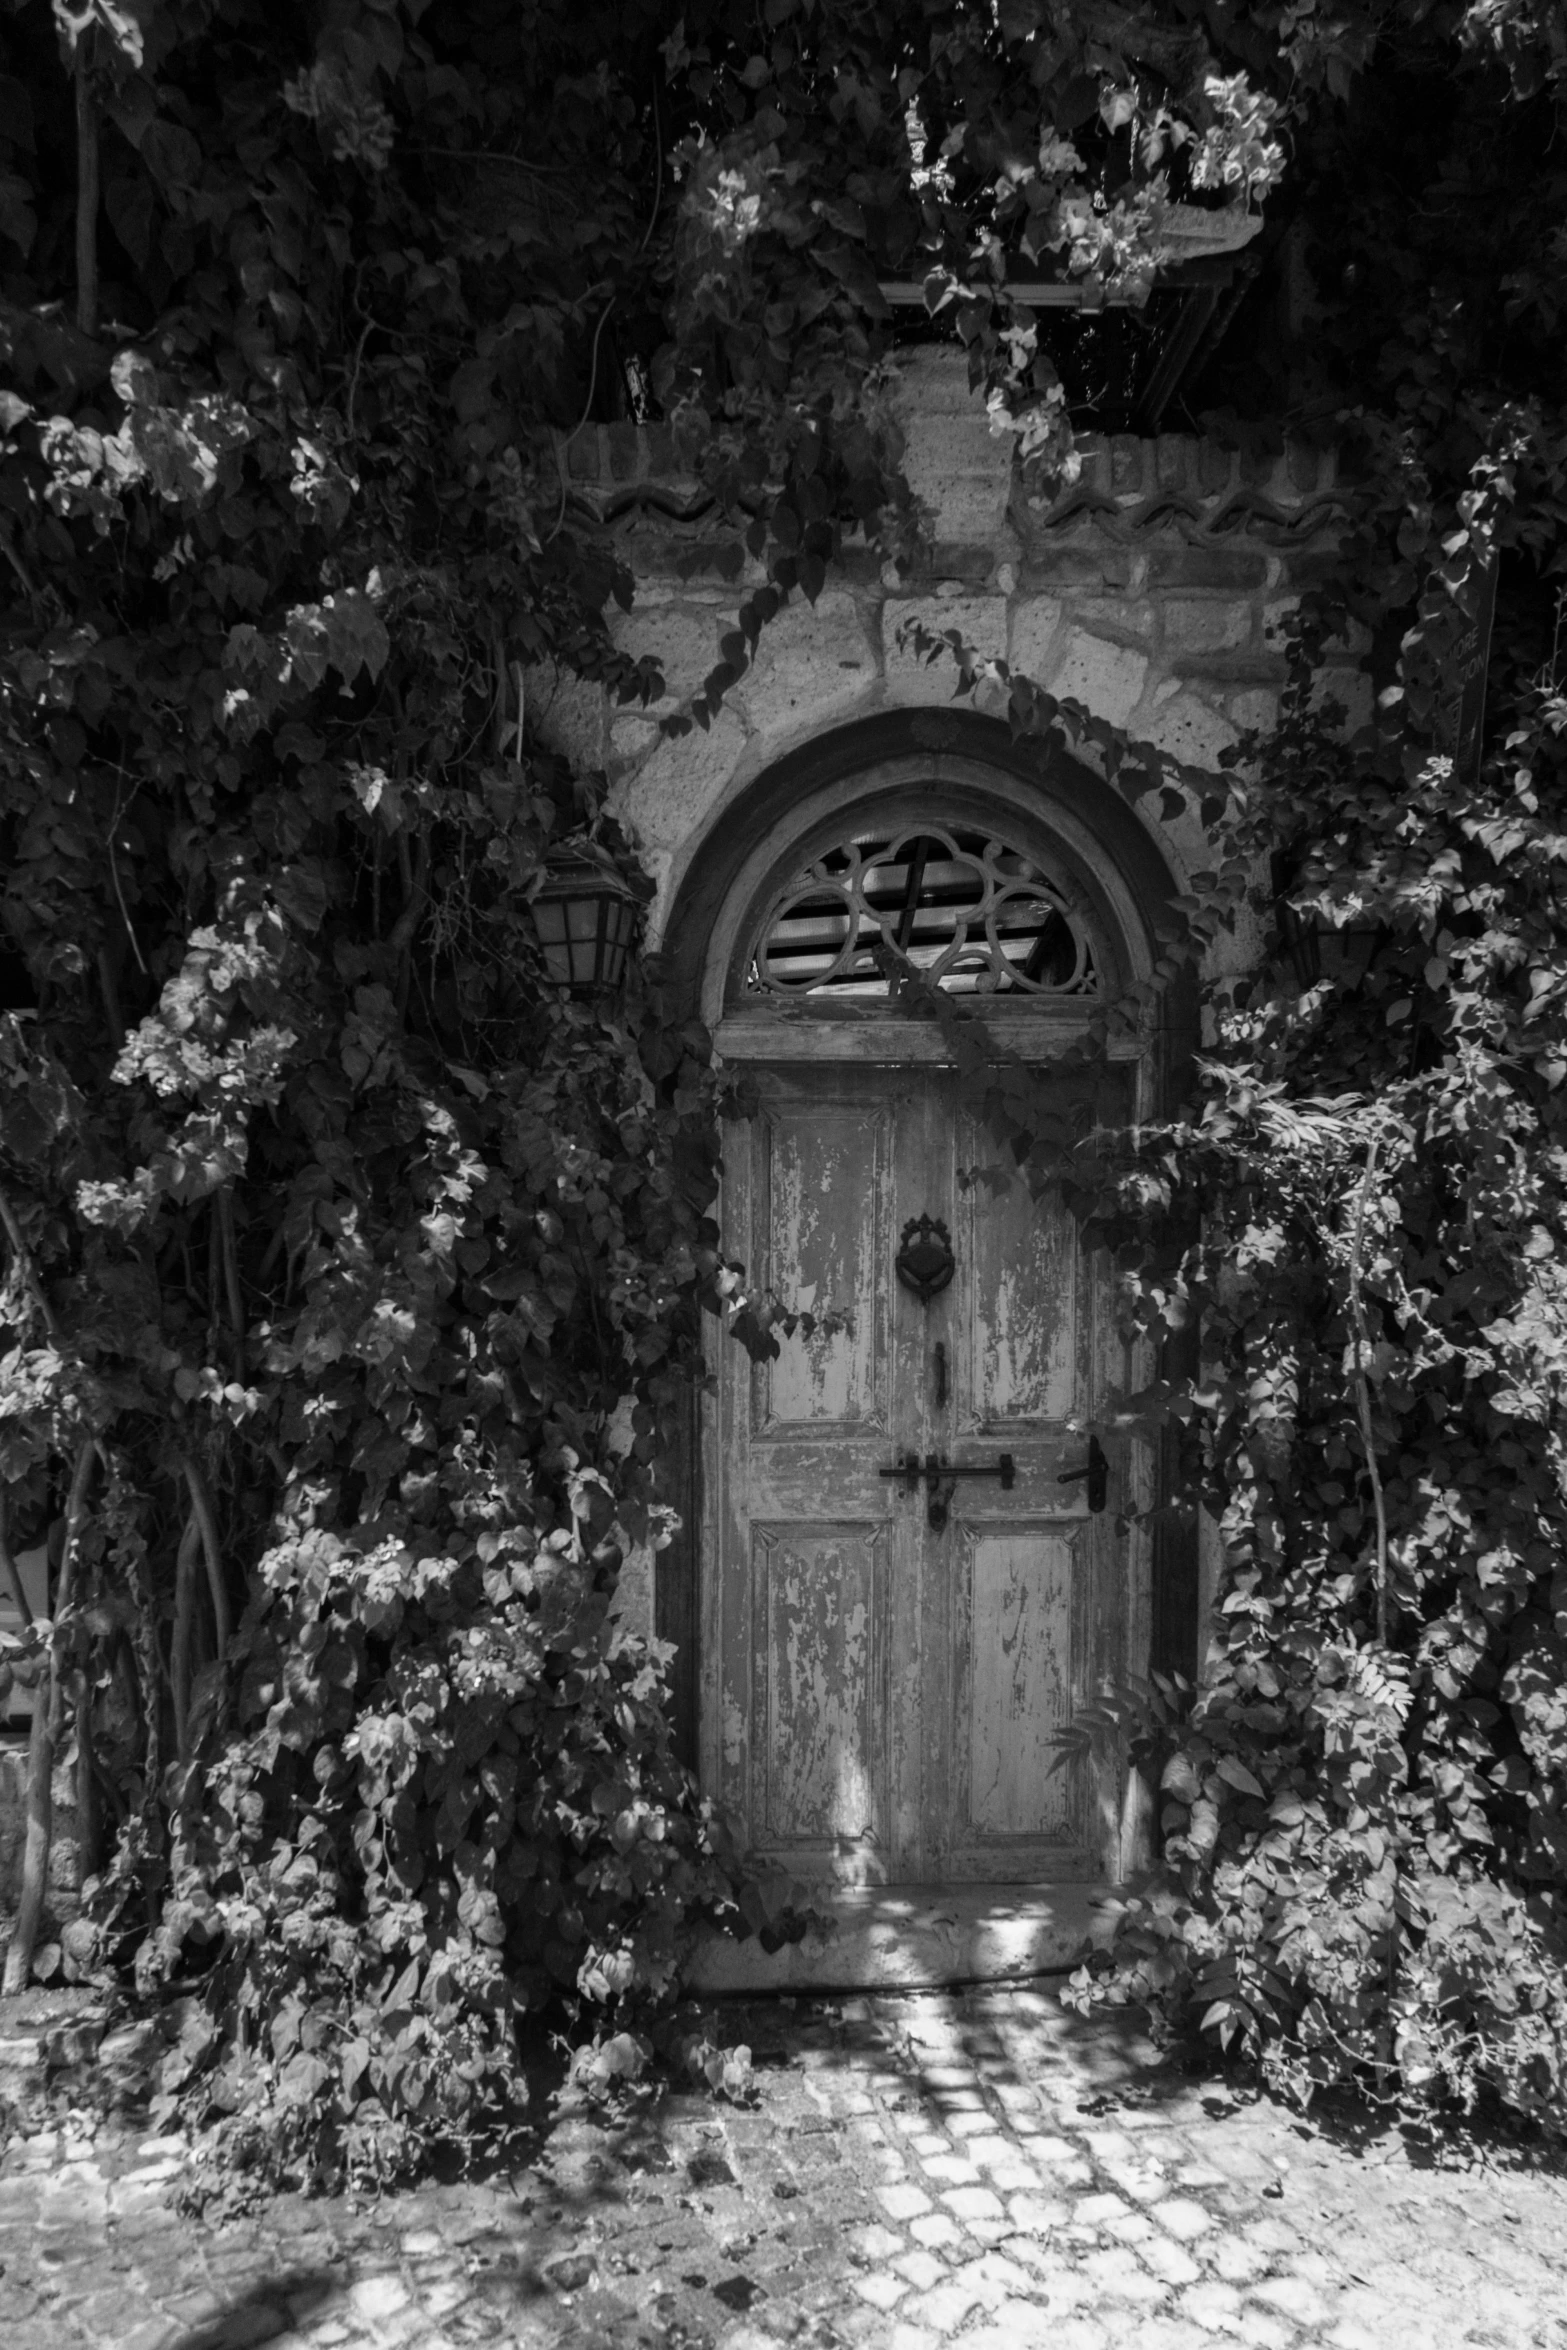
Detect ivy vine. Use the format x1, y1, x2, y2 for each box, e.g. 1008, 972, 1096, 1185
2, 0, 1566, 2188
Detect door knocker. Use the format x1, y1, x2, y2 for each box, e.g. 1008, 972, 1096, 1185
895, 1214, 955, 1303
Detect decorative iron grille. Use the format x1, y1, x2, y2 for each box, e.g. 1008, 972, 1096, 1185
748, 824, 1099, 1000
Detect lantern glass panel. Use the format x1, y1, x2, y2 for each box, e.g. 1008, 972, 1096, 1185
530, 874, 639, 992
529, 895, 571, 988
1318, 923, 1380, 986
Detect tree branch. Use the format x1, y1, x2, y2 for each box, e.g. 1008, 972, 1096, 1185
105, 821, 146, 975
182, 1455, 233, 1656
217, 1188, 245, 1361
0, 1491, 33, 1625
0, 524, 39, 603
2, 1439, 95, 1997
1348, 1137, 1390, 1645
388, 829, 430, 954
2, 1682, 54, 1996
55, 1437, 97, 1636
74, 1678, 100, 1885
170, 1514, 200, 1762
0, 1181, 63, 1346
97, 946, 126, 1050
75, 44, 99, 340
390, 825, 431, 1025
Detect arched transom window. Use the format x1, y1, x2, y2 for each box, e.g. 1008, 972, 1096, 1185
747, 822, 1100, 1001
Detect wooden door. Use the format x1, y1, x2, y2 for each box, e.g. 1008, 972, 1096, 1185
705, 1061, 1133, 1889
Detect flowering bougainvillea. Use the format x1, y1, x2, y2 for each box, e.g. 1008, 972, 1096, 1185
3, 0, 1566, 2188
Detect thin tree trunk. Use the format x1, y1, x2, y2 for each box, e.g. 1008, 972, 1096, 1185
207, 1201, 223, 1356
1348, 1137, 1389, 1645
74, 1680, 99, 1886
1, 1444, 92, 1994
0, 1492, 33, 1624
2, 1687, 54, 1996
390, 818, 430, 1024
217, 1188, 244, 1368
0, 1180, 62, 1345
182, 1456, 232, 1655
97, 945, 125, 1049
130, 1574, 161, 1852
75, 45, 99, 339
170, 1514, 200, 1761
56, 1439, 96, 1625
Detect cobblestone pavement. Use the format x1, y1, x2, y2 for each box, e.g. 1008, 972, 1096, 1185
3, 1983, 1567, 2350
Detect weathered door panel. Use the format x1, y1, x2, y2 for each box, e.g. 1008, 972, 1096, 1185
964, 1157, 1080, 1434
752, 1522, 888, 1851
964, 1525, 1078, 1839
931, 1507, 1103, 1881
753, 1102, 889, 1438
708, 1060, 1135, 1888
929, 1087, 1130, 1880
711, 1072, 922, 1883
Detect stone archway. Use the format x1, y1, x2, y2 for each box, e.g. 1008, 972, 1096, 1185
657, 713, 1196, 1986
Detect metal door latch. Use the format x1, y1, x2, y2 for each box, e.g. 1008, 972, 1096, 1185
879, 1450, 922, 1496
1057, 1433, 1108, 1514
879, 1450, 1017, 1531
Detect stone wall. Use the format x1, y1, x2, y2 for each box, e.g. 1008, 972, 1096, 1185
535, 347, 1364, 1664
533, 346, 1362, 969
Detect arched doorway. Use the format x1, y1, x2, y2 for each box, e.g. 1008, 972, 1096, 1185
658, 713, 1196, 1953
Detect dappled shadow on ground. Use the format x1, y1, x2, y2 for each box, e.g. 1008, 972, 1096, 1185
687, 1976, 1567, 2223
14, 1972, 1567, 2350
167, 2268, 338, 2350
704, 1977, 1188, 2119
0, 1983, 101, 2032
1277, 2073, 1567, 2181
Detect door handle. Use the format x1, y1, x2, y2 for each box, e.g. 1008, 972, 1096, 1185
933, 1340, 948, 1409
1057, 1434, 1108, 1513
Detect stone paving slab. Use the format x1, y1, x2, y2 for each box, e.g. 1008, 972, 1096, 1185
2, 1985, 1566, 2350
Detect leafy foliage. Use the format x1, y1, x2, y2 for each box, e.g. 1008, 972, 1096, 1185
794, 1, 1567, 2140
3, 0, 1567, 2184
136, 1506, 756, 2188
1050, 24, 1567, 2130
0, 0, 805, 2183
1, 0, 1289, 2186
1070, 490, 1567, 2125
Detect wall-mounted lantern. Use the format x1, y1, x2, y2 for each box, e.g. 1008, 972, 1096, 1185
1273, 855, 1381, 992
1279, 911, 1382, 994
528, 848, 646, 996
1313, 921, 1382, 990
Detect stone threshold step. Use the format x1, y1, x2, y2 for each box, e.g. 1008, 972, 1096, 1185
689, 1880, 1115, 1995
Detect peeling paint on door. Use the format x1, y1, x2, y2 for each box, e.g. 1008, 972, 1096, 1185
968, 1159, 1077, 1428
760, 1528, 879, 1844
708, 1064, 1130, 1889
759, 1107, 886, 1433
967, 1530, 1074, 1836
